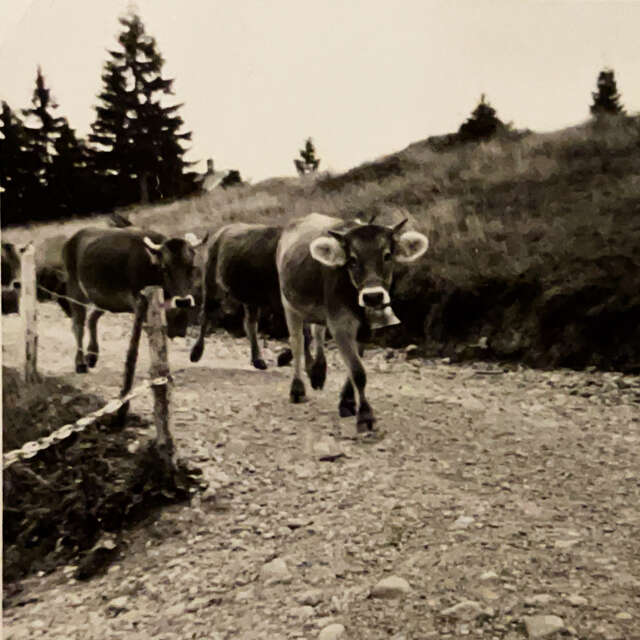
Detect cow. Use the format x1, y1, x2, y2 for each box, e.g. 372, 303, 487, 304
1, 236, 71, 315
105, 212, 196, 338
63, 227, 206, 373
190, 222, 301, 370
276, 212, 429, 431
2, 242, 21, 290
35, 234, 71, 315
2, 242, 21, 314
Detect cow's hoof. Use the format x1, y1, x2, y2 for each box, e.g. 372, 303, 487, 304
277, 349, 293, 367
190, 341, 204, 362
357, 416, 376, 432
252, 358, 268, 370
310, 358, 327, 390
76, 363, 88, 374
86, 353, 98, 368
290, 378, 307, 403
356, 402, 375, 431
339, 400, 356, 417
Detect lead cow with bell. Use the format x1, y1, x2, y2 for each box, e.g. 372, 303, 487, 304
276, 213, 429, 432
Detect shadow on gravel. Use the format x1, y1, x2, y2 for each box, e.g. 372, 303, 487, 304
2, 366, 206, 604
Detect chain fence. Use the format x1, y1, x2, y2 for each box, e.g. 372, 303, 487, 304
3, 376, 170, 469
36, 282, 109, 313
6, 280, 186, 469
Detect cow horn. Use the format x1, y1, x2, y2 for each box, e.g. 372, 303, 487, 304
184, 232, 200, 247
354, 213, 377, 225
328, 229, 347, 241
110, 212, 132, 228
389, 219, 408, 234
143, 236, 163, 252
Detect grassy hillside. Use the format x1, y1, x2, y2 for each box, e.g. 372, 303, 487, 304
4, 116, 640, 370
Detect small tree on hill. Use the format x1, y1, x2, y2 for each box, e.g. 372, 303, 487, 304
221, 169, 242, 188
590, 69, 624, 118
90, 13, 194, 205
294, 137, 320, 175
458, 94, 503, 143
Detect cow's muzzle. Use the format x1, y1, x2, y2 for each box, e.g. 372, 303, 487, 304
358, 286, 390, 309
170, 295, 195, 309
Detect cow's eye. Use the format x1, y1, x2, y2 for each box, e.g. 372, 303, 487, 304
347, 256, 358, 268
383, 251, 392, 262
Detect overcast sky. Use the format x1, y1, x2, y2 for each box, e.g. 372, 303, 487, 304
1, 1, 639, 182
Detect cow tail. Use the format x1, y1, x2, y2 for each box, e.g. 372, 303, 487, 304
190, 228, 223, 363
202, 228, 224, 314
56, 238, 76, 317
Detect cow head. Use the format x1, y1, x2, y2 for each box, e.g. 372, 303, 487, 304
309, 217, 428, 310
1, 242, 22, 290
143, 232, 207, 309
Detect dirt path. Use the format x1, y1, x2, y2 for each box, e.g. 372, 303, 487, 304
3, 303, 640, 639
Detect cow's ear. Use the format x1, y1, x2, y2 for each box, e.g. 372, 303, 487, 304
394, 231, 429, 263
143, 236, 163, 264
184, 232, 208, 248
310, 236, 347, 267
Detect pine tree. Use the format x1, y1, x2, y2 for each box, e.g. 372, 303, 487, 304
49, 122, 96, 217
90, 13, 194, 205
17, 67, 99, 222
590, 69, 624, 118
22, 67, 65, 163
458, 94, 503, 143
294, 138, 320, 175
0, 101, 40, 226
20, 67, 69, 219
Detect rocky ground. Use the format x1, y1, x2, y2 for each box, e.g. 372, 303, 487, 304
2, 303, 640, 639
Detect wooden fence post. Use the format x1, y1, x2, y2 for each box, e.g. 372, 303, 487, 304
20, 243, 39, 384
144, 286, 175, 464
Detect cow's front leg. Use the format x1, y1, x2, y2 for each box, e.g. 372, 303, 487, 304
189, 304, 209, 362
70, 302, 87, 373
338, 342, 363, 416
308, 324, 327, 390
85, 309, 104, 368
244, 304, 267, 370
339, 378, 356, 417
283, 302, 306, 403
330, 316, 374, 431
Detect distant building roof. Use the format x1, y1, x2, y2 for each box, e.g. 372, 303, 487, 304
195, 158, 229, 192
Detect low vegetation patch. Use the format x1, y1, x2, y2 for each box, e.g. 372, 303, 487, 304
2, 367, 205, 594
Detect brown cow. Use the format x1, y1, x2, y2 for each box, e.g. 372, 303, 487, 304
63, 227, 206, 373
190, 222, 316, 372
277, 213, 429, 431
1, 242, 21, 314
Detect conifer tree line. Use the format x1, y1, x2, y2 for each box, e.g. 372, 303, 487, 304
1, 13, 199, 227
